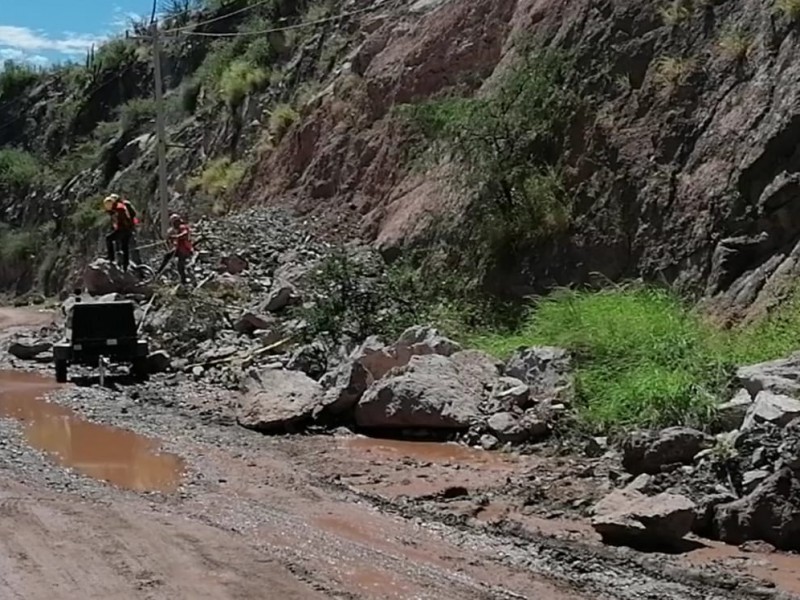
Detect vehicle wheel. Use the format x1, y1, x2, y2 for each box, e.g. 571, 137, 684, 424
55, 360, 68, 383
132, 358, 149, 382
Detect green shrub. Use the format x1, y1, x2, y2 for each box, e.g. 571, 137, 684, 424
0, 226, 39, 263
89, 38, 136, 74
659, 0, 692, 25
776, 0, 800, 20
189, 157, 246, 209
269, 104, 299, 141
0, 149, 39, 193
68, 196, 106, 233
219, 60, 268, 107
717, 26, 753, 61
0, 61, 41, 99
180, 78, 202, 114
653, 56, 696, 89
118, 97, 156, 133
470, 285, 800, 433
401, 47, 577, 277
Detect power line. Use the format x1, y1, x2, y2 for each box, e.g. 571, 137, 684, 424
161, 0, 274, 34
174, 0, 400, 38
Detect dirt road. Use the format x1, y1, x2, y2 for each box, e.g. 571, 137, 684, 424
0, 307, 797, 600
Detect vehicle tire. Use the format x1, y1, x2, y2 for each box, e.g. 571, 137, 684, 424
55, 360, 68, 383
132, 358, 149, 382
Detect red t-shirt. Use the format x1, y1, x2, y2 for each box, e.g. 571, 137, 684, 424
174, 224, 193, 256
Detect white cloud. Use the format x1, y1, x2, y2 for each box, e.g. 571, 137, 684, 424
0, 25, 102, 56
0, 48, 24, 61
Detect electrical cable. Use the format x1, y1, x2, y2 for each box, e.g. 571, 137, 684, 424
174, 0, 400, 38
160, 0, 274, 34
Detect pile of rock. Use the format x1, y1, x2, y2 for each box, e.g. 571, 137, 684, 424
590, 353, 800, 552
235, 325, 571, 443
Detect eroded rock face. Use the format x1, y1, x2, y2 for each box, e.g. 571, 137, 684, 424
237, 368, 323, 433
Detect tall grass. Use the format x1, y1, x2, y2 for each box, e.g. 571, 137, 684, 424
469, 286, 800, 433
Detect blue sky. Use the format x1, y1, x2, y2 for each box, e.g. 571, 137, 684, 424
0, 1, 155, 67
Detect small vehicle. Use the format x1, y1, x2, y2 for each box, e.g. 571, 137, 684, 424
53, 299, 149, 383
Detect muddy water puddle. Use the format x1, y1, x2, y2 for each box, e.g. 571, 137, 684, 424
0, 370, 183, 492
343, 436, 517, 466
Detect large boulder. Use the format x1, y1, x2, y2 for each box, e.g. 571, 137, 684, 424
8, 338, 52, 360
355, 327, 462, 380
591, 488, 696, 549
83, 259, 151, 296
505, 346, 573, 401
622, 427, 711, 475
741, 391, 800, 430
319, 359, 373, 416
713, 468, 800, 550
262, 283, 300, 312
355, 354, 482, 429
737, 354, 800, 398
237, 368, 323, 433
234, 312, 274, 335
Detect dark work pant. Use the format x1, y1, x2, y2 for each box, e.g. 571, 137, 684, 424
106, 229, 132, 271
157, 250, 190, 283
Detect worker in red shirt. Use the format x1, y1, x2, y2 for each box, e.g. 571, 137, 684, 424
155, 213, 194, 284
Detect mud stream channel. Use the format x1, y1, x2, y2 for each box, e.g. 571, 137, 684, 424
0, 370, 183, 492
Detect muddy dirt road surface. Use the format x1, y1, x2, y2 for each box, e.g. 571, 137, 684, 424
0, 307, 799, 599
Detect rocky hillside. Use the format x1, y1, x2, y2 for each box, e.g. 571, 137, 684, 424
2, 0, 800, 322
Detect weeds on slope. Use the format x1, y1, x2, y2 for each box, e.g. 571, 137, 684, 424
468, 285, 800, 434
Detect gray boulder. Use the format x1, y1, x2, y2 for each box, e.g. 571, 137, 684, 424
713, 468, 800, 550
485, 377, 531, 413
219, 254, 248, 275
505, 346, 573, 401
354, 327, 462, 380
286, 341, 328, 380
237, 368, 323, 433
234, 312, 273, 335
622, 427, 711, 475
319, 359, 373, 416
487, 412, 527, 443
737, 353, 800, 398
8, 338, 52, 360
263, 283, 300, 312
83, 259, 151, 296
355, 354, 482, 429
591, 488, 696, 549
741, 391, 800, 430
717, 388, 753, 431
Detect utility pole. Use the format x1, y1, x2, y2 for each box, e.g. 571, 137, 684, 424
151, 20, 169, 238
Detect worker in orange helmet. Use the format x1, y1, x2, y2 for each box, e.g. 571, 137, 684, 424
155, 213, 194, 284
103, 193, 137, 271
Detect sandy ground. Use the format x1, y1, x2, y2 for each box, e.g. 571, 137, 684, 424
0, 307, 798, 600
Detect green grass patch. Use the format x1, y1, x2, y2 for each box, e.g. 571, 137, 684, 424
219, 59, 268, 108
0, 148, 39, 193
0, 61, 41, 99
188, 157, 246, 215
269, 103, 299, 141
468, 286, 800, 433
